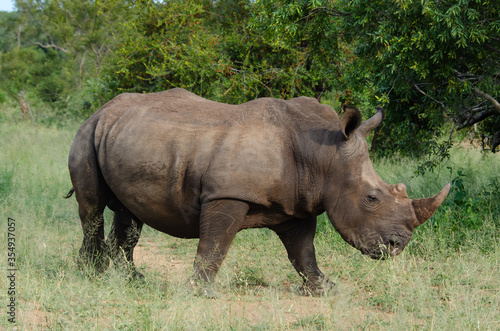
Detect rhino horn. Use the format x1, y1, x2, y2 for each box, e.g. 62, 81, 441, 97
358, 107, 384, 137
412, 183, 451, 225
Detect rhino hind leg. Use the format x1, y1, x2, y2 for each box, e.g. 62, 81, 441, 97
270, 216, 335, 296
191, 199, 249, 296
69, 136, 111, 275
107, 207, 144, 281
74, 194, 110, 275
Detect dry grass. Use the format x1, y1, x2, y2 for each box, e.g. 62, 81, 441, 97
1, 119, 499, 330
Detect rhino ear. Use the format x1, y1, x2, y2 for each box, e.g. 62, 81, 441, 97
358, 107, 384, 137
340, 107, 362, 140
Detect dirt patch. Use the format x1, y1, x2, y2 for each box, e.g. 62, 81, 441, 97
133, 238, 325, 325
458, 137, 499, 153
18, 302, 53, 330
459, 138, 484, 150
133, 237, 193, 284
133, 236, 395, 328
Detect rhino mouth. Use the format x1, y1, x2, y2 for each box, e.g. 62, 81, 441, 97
387, 239, 401, 256
347, 232, 410, 260
364, 238, 406, 260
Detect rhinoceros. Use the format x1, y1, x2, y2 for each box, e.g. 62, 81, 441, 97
67, 88, 450, 295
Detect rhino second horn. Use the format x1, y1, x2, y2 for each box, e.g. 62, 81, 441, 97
358, 106, 384, 137
412, 183, 451, 225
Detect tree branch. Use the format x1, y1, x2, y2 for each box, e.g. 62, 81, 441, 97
457, 107, 498, 130
33, 42, 69, 53
473, 87, 500, 113
33, 33, 69, 53
34, 34, 69, 54
296, 6, 351, 23
486, 44, 500, 54
454, 70, 483, 81
413, 84, 451, 115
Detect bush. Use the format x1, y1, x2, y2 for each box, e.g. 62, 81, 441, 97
97, 0, 337, 107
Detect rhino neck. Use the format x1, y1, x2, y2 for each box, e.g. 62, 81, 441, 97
293, 128, 341, 216
312, 133, 369, 222
295, 171, 327, 216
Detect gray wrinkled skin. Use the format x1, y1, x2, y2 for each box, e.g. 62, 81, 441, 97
68, 88, 450, 295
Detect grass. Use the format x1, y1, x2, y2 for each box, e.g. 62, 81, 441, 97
1, 115, 499, 330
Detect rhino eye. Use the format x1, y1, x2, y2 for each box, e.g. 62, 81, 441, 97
363, 190, 381, 208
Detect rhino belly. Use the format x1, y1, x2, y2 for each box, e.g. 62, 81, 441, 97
106, 174, 203, 238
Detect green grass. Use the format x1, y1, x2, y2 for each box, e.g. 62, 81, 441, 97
1, 117, 499, 330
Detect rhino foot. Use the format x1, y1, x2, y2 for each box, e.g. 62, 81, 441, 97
299, 277, 337, 297
108, 257, 146, 283
195, 286, 217, 300
76, 240, 111, 277
187, 279, 218, 299
124, 269, 145, 283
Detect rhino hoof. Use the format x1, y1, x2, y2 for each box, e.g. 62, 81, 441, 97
187, 279, 217, 299
76, 253, 110, 277
126, 269, 146, 283
299, 278, 337, 297
195, 286, 217, 299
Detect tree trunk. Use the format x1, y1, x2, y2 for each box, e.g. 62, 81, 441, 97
18, 91, 29, 119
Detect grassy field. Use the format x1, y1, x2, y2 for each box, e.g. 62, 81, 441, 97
1, 115, 499, 330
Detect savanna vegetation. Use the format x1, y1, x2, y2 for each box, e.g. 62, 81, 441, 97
1, 0, 499, 329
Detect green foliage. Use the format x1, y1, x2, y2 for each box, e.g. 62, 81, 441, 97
254, 0, 500, 157
97, 0, 338, 106
0, 0, 132, 119
16, 0, 131, 79
0, 46, 70, 102
101, 0, 222, 97
340, 0, 500, 156
1, 0, 498, 156
0, 11, 19, 52
251, 0, 341, 59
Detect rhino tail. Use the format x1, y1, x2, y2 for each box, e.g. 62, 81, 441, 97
64, 187, 75, 199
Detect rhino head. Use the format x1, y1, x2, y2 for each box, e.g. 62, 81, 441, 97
324, 107, 450, 259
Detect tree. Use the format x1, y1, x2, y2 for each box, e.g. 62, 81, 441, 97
0, 10, 73, 105
100, 0, 224, 99
342, 0, 500, 155
0, 0, 134, 117
252, 0, 500, 156
14, 0, 132, 86
0, 47, 69, 101
98, 0, 341, 106
0, 12, 20, 52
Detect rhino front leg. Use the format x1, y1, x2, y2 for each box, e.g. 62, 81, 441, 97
192, 199, 249, 295
270, 216, 335, 296
107, 209, 144, 281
